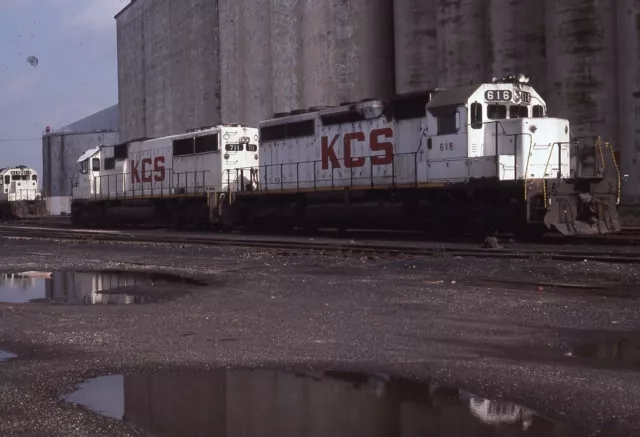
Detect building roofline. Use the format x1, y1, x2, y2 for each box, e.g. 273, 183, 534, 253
114, 0, 136, 19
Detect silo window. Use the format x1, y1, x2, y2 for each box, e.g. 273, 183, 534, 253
104, 158, 115, 170
487, 104, 507, 120
470, 103, 482, 129
532, 105, 544, 117
92, 158, 100, 171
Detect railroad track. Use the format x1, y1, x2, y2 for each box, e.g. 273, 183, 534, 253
1, 225, 640, 264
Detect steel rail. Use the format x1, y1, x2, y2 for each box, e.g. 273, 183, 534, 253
1, 226, 640, 264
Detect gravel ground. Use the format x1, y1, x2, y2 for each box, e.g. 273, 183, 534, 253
0, 236, 639, 436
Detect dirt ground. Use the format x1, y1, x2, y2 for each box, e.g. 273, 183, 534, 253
0, 236, 638, 436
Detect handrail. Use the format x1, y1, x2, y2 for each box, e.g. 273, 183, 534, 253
81, 169, 211, 200
605, 142, 621, 205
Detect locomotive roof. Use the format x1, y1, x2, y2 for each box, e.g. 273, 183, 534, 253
0, 166, 36, 174
426, 84, 480, 108
77, 147, 100, 163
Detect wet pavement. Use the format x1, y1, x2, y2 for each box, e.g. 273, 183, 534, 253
0, 270, 203, 304
0, 238, 639, 436
64, 369, 578, 436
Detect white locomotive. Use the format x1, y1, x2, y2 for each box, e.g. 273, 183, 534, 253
230, 74, 620, 236
0, 166, 47, 219
71, 76, 620, 236
71, 125, 259, 226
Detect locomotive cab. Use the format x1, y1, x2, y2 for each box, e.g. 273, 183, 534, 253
0, 166, 46, 219
72, 147, 101, 200
424, 75, 570, 181
422, 75, 619, 235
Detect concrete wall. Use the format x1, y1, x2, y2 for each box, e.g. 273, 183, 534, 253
393, 0, 438, 94
116, 0, 221, 143
114, 0, 640, 201
617, 0, 640, 203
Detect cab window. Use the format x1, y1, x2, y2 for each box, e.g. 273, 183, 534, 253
487, 104, 507, 120
91, 158, 100, 172
509, 106, 528, 118
3, 176, 8, 184
532, 105, 544, 117
80, 159, 89, 174
470, 102, 482, 129
32, 175, 37, 181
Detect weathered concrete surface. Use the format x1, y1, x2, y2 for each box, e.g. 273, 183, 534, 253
393, 0, 438, 93
219, 0, 273, 125
300, 0, 395, 108
0, 238, 639, 435
617, 0, 640, 203
116, 0, 221, 142
270, 0, 303, 115
545, 0, 618, 146
436, 0, 489, 88
489, 0, 547, 95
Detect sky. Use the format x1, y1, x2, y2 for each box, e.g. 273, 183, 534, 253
0, 0, 128, 175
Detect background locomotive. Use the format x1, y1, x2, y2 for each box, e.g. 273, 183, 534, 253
0, 166, 47, 219
70, 125, 259, 227
71, 76, 621, 236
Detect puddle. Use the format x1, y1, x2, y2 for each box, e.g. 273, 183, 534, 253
64, 369, 578, 436
570, 337, 640, 367
0, 350, 16, 362
0, 270, 204, 304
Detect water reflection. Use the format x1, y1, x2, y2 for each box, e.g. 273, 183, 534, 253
64, 369, 578, 437
0, 270, 194, 304
0, 350, 17, 362
571, 337, 640, 366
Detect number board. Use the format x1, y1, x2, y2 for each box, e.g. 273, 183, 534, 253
10, 170, 30, 175
225, 144, 243, 152
484, 90, 512, 102
514, 90, 531, 104
484, 90, 532, 104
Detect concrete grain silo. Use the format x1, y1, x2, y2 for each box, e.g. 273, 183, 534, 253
545, 0, 618, 145
300, 0, 395, 108
115, 0, 222, 142
270, 0, 303, 115
116, 0, 146, 142
219, 0, 273, 125
436, 0, 489, 89
393, 0, 438, 93
617, 0, 640, 203
488, 0, 547, 95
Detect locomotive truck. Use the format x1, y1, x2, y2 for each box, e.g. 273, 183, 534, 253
71, 75, 621, 236
0, 166, 47, 219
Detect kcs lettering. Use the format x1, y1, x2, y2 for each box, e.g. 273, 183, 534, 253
321, 128, 394, 170
131, 156, 166, 183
